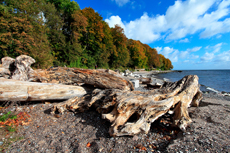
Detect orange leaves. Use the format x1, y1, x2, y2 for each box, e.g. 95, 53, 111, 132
16, 112, 31, 126
0, 112, 31, 129
71, 10, 88, 41
86, 142, 92, 147
135, 144, 147, 151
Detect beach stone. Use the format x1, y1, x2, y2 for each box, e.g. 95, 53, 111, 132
140, 77, 151, 84
130, 79, 139, 88
150, 78, 164, 86
125, 69, 131, 75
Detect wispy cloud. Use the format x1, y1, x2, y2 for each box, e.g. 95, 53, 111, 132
179, 38, 189, 43
201, 52, 215, 61
214, 50, 230, 62
106, 0, 230, 43
157, 46, 179, 62
201, 43, 224, 61
156, 46, 201, 63
112, 0, 130, 6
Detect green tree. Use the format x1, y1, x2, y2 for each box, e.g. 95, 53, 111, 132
110, 25, 130, 68
42, 1, 66, 65
0, 0, 53, 68
127, 39, 147, 68
46, 0, 81, 66
145, 45, 161, 68
80, 7, 113, 68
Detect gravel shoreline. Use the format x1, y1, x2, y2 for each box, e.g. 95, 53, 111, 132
0, 90, 228, 153
1, 73, 230, 153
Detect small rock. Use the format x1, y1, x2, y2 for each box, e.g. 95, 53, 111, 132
0, 141, 3, 145
133, 135, 139, 141
24, 126, 30, 129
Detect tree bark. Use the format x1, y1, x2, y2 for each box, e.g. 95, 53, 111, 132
51, 75, 202, 136
31, 67, 134, 91
0, 78, 86, 101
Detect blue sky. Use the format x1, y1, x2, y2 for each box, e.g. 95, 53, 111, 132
74, 0, 230, 70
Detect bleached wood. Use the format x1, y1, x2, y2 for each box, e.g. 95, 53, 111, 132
51, 75, 202, 136
31, 67, 134, 91
0, 78, 86, 101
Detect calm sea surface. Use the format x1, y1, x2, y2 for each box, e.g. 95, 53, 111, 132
155, 70, 230, 92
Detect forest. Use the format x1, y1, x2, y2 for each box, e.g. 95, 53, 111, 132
0, 0, 173, 70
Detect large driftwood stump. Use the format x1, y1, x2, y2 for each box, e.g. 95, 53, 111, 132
52, 75, 202, 136
0, 55, 35, 81
0, 56, 15, 79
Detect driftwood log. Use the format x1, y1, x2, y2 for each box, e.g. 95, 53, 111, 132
0, 55, 134, 91
51, 75, 202, 136
32, 67, 134, 91
1, 55, 203, 136
0, 78, 86, 101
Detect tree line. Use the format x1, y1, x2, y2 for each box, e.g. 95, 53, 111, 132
0, 0, 173, 70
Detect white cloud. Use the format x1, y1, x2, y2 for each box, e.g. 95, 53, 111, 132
204, 43, 223, 52
156, 46, 201, 63
179, 38, 189, 43
106, 0, 230, 43
112, 0, 130, 6
124, 13, 165, 43
201, 52, 215, 61
190, 54, 199, 59
170, 50, 179, 62
160, 47, 175, 56
200, 42, 225, 62
156, 46, 179, 62
205, 45, 210, 49
179, 47, 202, 58
183, 60, 190, 63
179, 51, 189, 59
187, 46, 202, 52
155, 47, 162, 53
213, 43, 223, 53
105, 16, 126, 30
215, 50, 230, 62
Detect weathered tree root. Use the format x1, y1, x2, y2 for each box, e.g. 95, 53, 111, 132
51, 75, 202, 136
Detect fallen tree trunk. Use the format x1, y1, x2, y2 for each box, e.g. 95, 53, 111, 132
0, 78, 86, 101
0, 55, 134, 91
51, 75, 202, 136
31, 67, 134, 91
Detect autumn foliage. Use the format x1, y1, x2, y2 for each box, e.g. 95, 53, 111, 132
0, 111, 31, 131
0, 0, 173, 70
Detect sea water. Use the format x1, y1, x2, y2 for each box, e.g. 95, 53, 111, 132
155, 70, 230, 92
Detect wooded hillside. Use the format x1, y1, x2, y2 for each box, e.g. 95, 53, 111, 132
0, 0, 173, 70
